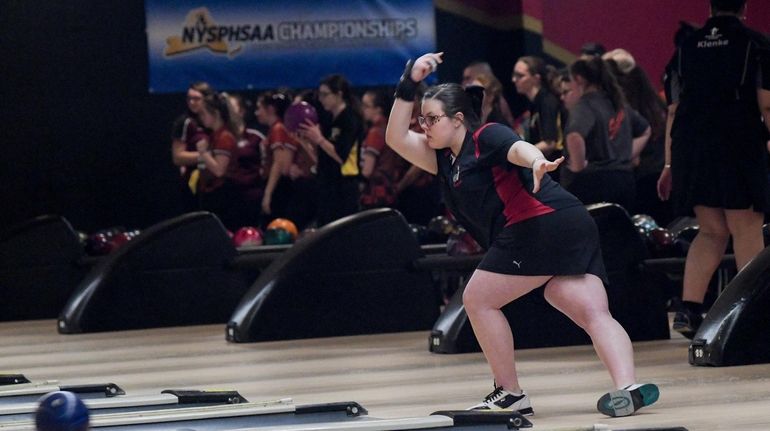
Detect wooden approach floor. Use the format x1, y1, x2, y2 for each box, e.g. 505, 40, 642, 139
2, 319, 770, 431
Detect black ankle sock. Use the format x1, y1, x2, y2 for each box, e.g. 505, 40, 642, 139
681, 300, 703, 314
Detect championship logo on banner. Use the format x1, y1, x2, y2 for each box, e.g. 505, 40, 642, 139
145, 0, 435, 93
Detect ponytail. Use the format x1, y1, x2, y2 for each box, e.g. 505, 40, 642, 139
569, 57, 626, 112
464, 85, 485, 123
203, 92, 241, 139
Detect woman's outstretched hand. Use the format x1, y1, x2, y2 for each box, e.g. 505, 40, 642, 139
532, 156, 564, 193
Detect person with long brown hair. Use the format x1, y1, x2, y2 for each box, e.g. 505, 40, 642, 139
196, 92, 241, 229
171, 81, 214, 203
512, 56, 564, 159
563, 57, 651, 210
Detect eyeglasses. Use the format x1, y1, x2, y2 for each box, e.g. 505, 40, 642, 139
317, 91, 333, 98
187, 96, 203, 102
417, 114, 448, 128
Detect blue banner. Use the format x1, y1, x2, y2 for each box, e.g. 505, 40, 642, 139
145, 0, 436, 93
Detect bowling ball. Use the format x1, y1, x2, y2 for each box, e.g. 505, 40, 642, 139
283, 102, 319, 133
447, 228, 483, 256
648, 227, 674, 257
93, 226, 126, 238
672, 225, 699, 256
35, 391, 89, 431
267, 218, 298, 240
85, 233, 113, 256
108, 232, 132, 250
233, 226, 263, 247
263, 227, 293, 245
427, 215, 459, 243
675, 225, 699, 243
409, 224, 430, 245
631, 214, 658, 235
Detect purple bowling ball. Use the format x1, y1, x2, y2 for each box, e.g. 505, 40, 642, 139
284, 102, 319, 133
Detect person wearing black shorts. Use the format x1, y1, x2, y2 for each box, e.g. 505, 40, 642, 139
385, 52, 659, 417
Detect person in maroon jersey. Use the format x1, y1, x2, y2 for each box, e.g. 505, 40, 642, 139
385, 52, 658, 417
360, 88, 409, 209
196, 93, 240, 229
171, 81, 215, 200
255, 91, 317, 228
255, 91, 295, 220
227, 93, 266, 227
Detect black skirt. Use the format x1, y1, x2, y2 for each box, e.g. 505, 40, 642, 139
477, 205, 609, 285
670, 103, 770, 217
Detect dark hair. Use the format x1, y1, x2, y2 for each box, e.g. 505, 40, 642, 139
321, 74, 357, 105
320, 73, 363, 119
203, 92, 240, 138
580, 42, 606, 57
423, 83, 481, 130
189, 81, 214, 97
518, 56, 560, 96
710, 0, 746, 13
569, 57, 627, 111
463, 85, 485, 122
364, 88, 393, 118
186, 81, 215, 117
607, 61, 666, 140
258, 91, 292, 119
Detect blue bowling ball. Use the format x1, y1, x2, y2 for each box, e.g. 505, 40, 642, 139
36, 391, 90, 431
631, 214, 658, 234
263, 227, 293, 245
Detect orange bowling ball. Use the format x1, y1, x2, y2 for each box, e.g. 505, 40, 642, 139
266, 218, 298, 240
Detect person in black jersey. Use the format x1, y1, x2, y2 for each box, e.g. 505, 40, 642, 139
299, 74, 364, 225
385, 52, 659, 418
658, 0, 770, 337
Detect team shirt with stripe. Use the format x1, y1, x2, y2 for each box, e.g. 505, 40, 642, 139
436, 123, 582, 249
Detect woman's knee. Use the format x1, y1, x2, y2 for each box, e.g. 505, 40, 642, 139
462, 282, 486, 312
694, 207, 730, 238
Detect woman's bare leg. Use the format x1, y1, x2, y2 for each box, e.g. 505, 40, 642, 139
462, 270, 551, 391
544, 274, 636, 389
